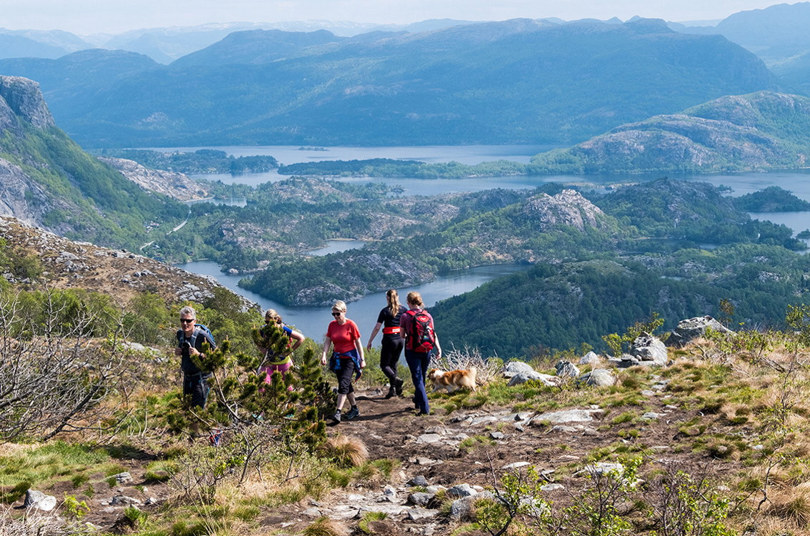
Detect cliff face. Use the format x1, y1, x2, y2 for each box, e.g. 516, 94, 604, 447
0, 75, 54, 130
0, 76, 59, 225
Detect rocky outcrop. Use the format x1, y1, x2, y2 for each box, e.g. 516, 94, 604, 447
0, 215, 251, 309
0, 76, 54, 129
98, 157, 210, 202
522, 189, 608, 231
668, 316, 735, 347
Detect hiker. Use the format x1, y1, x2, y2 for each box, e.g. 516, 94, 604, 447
257, 309, 304, 387
366, 289, 407, 399
175, 306, 216, 408
320, 300, 365, 423
400, 291, 441, 416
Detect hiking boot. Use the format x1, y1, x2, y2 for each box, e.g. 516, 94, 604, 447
332, 411, 341, 423
384, 386, 396, 399
394, 377, 404, 396
344, 406, 360, 420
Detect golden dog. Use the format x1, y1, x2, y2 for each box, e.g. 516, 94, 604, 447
427, 367, 477, 393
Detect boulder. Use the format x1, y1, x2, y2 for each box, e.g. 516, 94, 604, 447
579, 351, 602, 365
668, 316, 734, 347
555, 360, 580, 378
508, 371, 559, 387
23, 490, 57, 512
630, 333, 668, 366
503, 360, 536, 378
577, 368, 616, 387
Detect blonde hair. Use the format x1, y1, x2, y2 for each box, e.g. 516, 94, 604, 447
264, 309, 281, 323
406, 291, 424, 308
331, 300, 347, 313
386, 289, 400, 316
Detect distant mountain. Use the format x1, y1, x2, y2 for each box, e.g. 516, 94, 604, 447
529, 91, 810, 174
171, 29, 345, 68
672, 3, 810, 95
0, 75, 183, 249
0, 28, 91, 59
0, 18, 778, 148
693, 2, 810, 66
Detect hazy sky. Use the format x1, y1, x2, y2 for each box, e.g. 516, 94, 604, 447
1, 0, 793, 35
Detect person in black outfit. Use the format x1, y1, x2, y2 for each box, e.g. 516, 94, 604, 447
366, 289, 407, 398
175, 306, 216, 408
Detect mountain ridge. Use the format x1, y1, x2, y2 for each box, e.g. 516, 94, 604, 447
529, 91, 810, 174
0, 19, 777, 147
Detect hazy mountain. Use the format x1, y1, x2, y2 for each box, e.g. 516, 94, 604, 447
0, 28, 91, 59
671, 2, 810, 94
0, 75, 183, 249
529, 91, 810, 175
171, 29, 345, 68
0, 18, 778, 148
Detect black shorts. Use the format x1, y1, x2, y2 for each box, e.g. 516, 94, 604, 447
335, 358, 356, 395
183, 373, 210, 408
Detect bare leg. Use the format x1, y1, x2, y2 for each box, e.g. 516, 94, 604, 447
336, 394, 347, 412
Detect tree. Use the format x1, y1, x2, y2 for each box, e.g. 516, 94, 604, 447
0, 289, 134, 441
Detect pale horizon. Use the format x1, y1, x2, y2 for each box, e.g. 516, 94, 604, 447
0, 0, 797, 36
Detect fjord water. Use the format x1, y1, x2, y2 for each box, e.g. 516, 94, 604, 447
176, 145, 810, 338
177, 259, 527, 345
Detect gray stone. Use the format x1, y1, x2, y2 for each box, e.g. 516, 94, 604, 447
408, 475, 429, 487
407, 492, 435, 507
508, 371, 559, 387
112, 471, 133, 484
23, 490, 57, 512
579, 351, 602, 365
669, 316, 734, 347
555, 360, 580, 378
630, 333, 668, 366
490, 431, 505, 440
450, 491, 494, 520
503, 360, 537, 378
503, 461, 531, 470
446, 483, 476, 498
541, 483, 565, 492
407, 507, 439, 521
416, 433, 442, 444
536, 408, 603, 423
577, 368, 616, 387
110, 495, 142, 506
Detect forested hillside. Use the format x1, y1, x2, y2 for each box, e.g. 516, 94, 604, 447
0, 76, 184, 249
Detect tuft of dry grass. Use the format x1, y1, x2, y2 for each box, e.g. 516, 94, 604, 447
303, 516, 349, 536
765, 486, 810, 527
323, 435, 368, 468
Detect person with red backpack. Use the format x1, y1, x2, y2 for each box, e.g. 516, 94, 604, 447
400, 291, 442, 416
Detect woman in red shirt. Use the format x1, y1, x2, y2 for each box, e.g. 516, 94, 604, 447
321, 300, 365, 423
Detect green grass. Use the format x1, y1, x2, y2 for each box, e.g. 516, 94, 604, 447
0, 441, 114, 491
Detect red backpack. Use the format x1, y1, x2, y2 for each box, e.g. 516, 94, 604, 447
406, 309, 435, 352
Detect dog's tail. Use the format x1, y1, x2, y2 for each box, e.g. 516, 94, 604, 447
469, 366, 477, 384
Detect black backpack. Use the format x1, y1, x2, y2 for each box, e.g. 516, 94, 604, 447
407, 309, 435, 353
177, 323, 216, 349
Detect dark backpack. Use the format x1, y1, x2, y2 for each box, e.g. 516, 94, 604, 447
177, 323, 216, 349
407, 309, 435, 352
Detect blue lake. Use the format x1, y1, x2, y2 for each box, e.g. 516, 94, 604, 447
172, 145, 810, 339
178, 258, 527, 346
